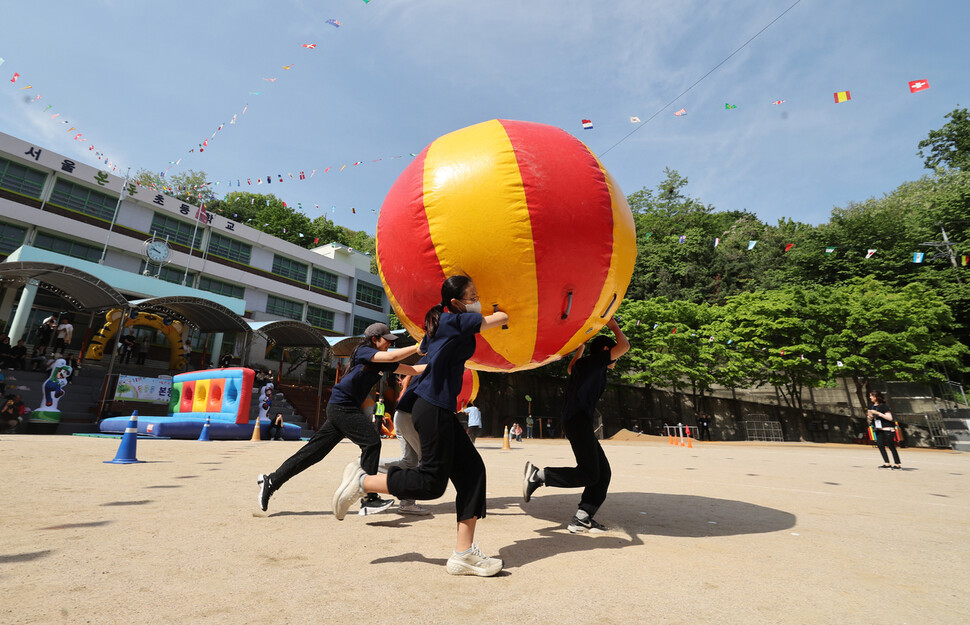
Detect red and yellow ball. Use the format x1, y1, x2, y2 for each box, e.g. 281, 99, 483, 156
377, 119, 636, 372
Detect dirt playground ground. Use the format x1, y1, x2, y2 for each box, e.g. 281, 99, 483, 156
1, 431, 967, 625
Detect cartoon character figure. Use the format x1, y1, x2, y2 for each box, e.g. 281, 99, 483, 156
257, 382, 274, 422
41, 359, 72, 410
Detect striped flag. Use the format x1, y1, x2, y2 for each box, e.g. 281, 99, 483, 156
582, 119, 593, 130
834, 90, 851, 103
678, 235, 686, 244
865, 249, 876, 259
714, 237, 720, 247
674, 108, 687, 116
725, 103, 737, 109
962, 255, 969, 266
825, 247, 835, 254
301, 43, 317, 49
913, 252, 925, 263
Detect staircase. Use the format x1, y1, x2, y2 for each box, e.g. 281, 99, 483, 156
252, 386, 315, 438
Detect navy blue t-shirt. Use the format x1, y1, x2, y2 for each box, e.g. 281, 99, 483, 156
328, 344, 398, 407
561, 348, 615, 421
413, 312, 483, 411
395, 354, 428, 414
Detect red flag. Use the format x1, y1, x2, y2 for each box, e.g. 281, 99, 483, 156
908, 79, 930, 93
784, 243, 794, 252
314, 237, 319, 244
351, 207, 356, 214
301, 43, 317, 49
10, 72, 19, 83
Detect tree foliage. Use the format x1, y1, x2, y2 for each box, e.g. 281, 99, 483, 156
918, 107, 970, 171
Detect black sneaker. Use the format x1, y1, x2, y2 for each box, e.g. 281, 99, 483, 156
359, 494, 395, 516
257, 474, 273, 512
568, 515, 607, 534
878, 465, 891, 469
523, 461, 542, 502
891, 465, 902, 470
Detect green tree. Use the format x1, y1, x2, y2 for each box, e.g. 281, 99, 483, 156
823, 277, 969, 407
918, 107, 970, 171
134, 169, 216, 205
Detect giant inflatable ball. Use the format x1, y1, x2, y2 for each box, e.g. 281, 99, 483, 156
377, 119, 636, 372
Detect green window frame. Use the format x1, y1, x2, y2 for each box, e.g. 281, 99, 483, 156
208, 232, 252, 264
149, 212, 204, 249
34, 232, 102, 262
138, 260, 194, 285
272, 255, 308, 283
306, 305, 335, 330
310, 267, 339, 292
0, 156, 47, 198
352, 316, 379, 336
49, 179, 117, 221
266, 295, 303, 321
356, 281, 385, 308
198, 275, 245, 299
0, 221, 28, 255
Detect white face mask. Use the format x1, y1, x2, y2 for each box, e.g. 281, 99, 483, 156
464, 300, 482, 314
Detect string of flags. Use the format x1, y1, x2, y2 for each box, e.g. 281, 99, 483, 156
653, 233, 966, 263
582, 78, 931, 129
4, 59, 126, 172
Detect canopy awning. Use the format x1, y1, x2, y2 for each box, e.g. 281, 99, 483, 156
129, 296, 251, 333
248, 320, 331, 348
0, 261, 128, 311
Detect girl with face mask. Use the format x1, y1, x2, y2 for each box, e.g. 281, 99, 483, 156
333, 275, 509, 577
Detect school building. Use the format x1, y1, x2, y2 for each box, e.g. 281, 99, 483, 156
0, 129, 391, 373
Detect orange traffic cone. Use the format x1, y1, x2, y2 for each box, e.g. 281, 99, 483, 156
668, 431, 674, 445
250, 419, 262, 442
686, 434, 693, 449
502, 426, 511, 450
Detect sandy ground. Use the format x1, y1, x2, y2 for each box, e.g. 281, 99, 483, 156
1, 432, 968, 625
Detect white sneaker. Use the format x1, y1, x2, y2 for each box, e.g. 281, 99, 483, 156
333, 461, 366, 521
398, 500, 431, 516
446, 544, 503, 577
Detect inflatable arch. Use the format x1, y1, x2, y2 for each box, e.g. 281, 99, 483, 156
85, 309, 185, 369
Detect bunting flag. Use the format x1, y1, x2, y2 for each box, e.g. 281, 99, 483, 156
784, 243, 794, 252
913, 252, 925, 263
714, 237, 720, 247
962, 255, 969, 266
772, 99, 786, 105
674, 108, 687, 116
325, 19, 342, 27
301, 43, 317, 49
836, 361, 845, 368
725, 103, 737, 109
582, 119, 593, 129
678, 235, 686, 244
10, 72, 19, 83
747, 240, 757, 250
865, 249, 876, 259
834, 90, 851, 103
630, 116, 641, 123
825, 247, 835, 254
908, 79, 929, 93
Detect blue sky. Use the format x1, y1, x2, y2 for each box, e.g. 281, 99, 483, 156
2, 0, 968, 234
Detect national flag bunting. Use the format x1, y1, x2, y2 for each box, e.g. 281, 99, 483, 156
913, 252, 925, 263
581, 119, 593, 129
908, 79, 929, 93
301, 43, 317, 49
784, 243, 794, 252
772, 100, 786, 105
714, 237, 720, 247
674, 108, 687, 116
747, 240, 757, 250
834, 90, 851, 103
865, 249, 876, 259
725, 103, 737, 109
678, 235, 686, 244
825, 247, 835, 254
630, 116, 641, 123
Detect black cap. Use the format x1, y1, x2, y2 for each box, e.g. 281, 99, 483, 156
364, 323, 397, 341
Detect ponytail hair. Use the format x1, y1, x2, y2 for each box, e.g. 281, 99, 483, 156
424, 275, 473, 339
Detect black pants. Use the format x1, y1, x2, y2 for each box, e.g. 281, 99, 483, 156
876, 429, 901, 464
467, 425, 480, 444
268, 422, 284, 440
699, 426, 711, 441
543, 413, 611, 517
268, 403, 381, 491
387, 398, 487, 522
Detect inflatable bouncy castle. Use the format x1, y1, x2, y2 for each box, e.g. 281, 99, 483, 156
99, 368, 301, 440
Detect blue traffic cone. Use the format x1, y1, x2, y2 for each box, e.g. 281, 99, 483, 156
104, 411, 145, 464
197, 416, 212, 442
